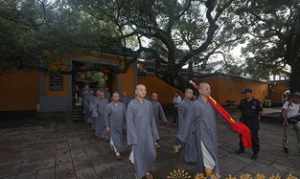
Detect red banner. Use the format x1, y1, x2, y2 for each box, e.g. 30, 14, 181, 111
189, 80, 252, 148
207, 96, 252, 148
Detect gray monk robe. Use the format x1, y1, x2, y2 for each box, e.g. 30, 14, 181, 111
121, 96, 132, 108
151, 100, 168, 125
186, 97, 220, 175
95, 98, 109, 138
87, 94, 95, 124
82, 91, 91, 122
88, 96, 98, 128
126, 99, 160, 178
176, 99, 197, 163
104, 102, 126, 152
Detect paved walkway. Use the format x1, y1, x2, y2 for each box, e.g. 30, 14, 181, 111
0, 112, 299, 179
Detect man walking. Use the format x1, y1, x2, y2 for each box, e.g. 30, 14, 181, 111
93, 90, 109, 139
236, 88, 262, 160
282, 92, 300, 153
126, 84, 159, 179
184, 82, 220, 178
175, 88, 197, 163
151, 92, 168, 125
105, 92, 126, 159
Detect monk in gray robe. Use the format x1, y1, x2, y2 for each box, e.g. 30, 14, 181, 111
121, 91, 132, 108
190, 82, 220, 178
150, 92, 167, 149
89, 90, 102, 129
87, 90, 97, 125
85, 89, 95, 125
93, 90, 109, 139
82, 85, 90, 122
175, 88, 197, 163
104, 92, 126, 159
151, 92, 168, 125
126, 84, 159, 179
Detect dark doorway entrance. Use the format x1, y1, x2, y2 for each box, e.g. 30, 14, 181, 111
71, 61, 117, 105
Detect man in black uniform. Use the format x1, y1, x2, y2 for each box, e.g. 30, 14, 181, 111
236, 88, 263, 160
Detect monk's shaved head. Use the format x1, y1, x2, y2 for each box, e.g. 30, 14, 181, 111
198, 82, 210, 88
184, 88, 193, 100
136, 84, 146, 90
185, 88, 193, 93
198, 82, 211, 97
135, 84, 147, 99
151, 92, 158, 101
152, 92, 158, 97
112, 92, 120, 102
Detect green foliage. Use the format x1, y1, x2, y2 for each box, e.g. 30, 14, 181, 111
0, 0, 122, 71
2, 0, 299, 91
231, 0, 299, 82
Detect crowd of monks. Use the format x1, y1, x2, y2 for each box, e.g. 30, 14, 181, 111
80, 82, 219, 179
78, 80, 300, 179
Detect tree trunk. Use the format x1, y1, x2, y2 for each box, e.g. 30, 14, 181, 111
289, 60, 300, 92
286, 15, 300, 92
167, 47, 176, 83
187, 61, 193, 80
153, 31, 177, 84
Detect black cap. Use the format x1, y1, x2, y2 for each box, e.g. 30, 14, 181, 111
241, 88, 253, 94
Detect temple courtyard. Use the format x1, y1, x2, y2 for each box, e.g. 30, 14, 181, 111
0, 111, 299, 179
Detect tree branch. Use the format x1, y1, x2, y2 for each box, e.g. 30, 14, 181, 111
178, 0, 219, 67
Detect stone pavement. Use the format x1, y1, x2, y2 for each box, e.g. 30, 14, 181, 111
0, 112, 299, 179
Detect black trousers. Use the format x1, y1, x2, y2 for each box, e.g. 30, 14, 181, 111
239, 127, 260, 154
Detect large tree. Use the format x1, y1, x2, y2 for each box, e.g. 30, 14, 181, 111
70, 0, 245, 85
4, 0, 297, 91
232, 0, 300, 91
